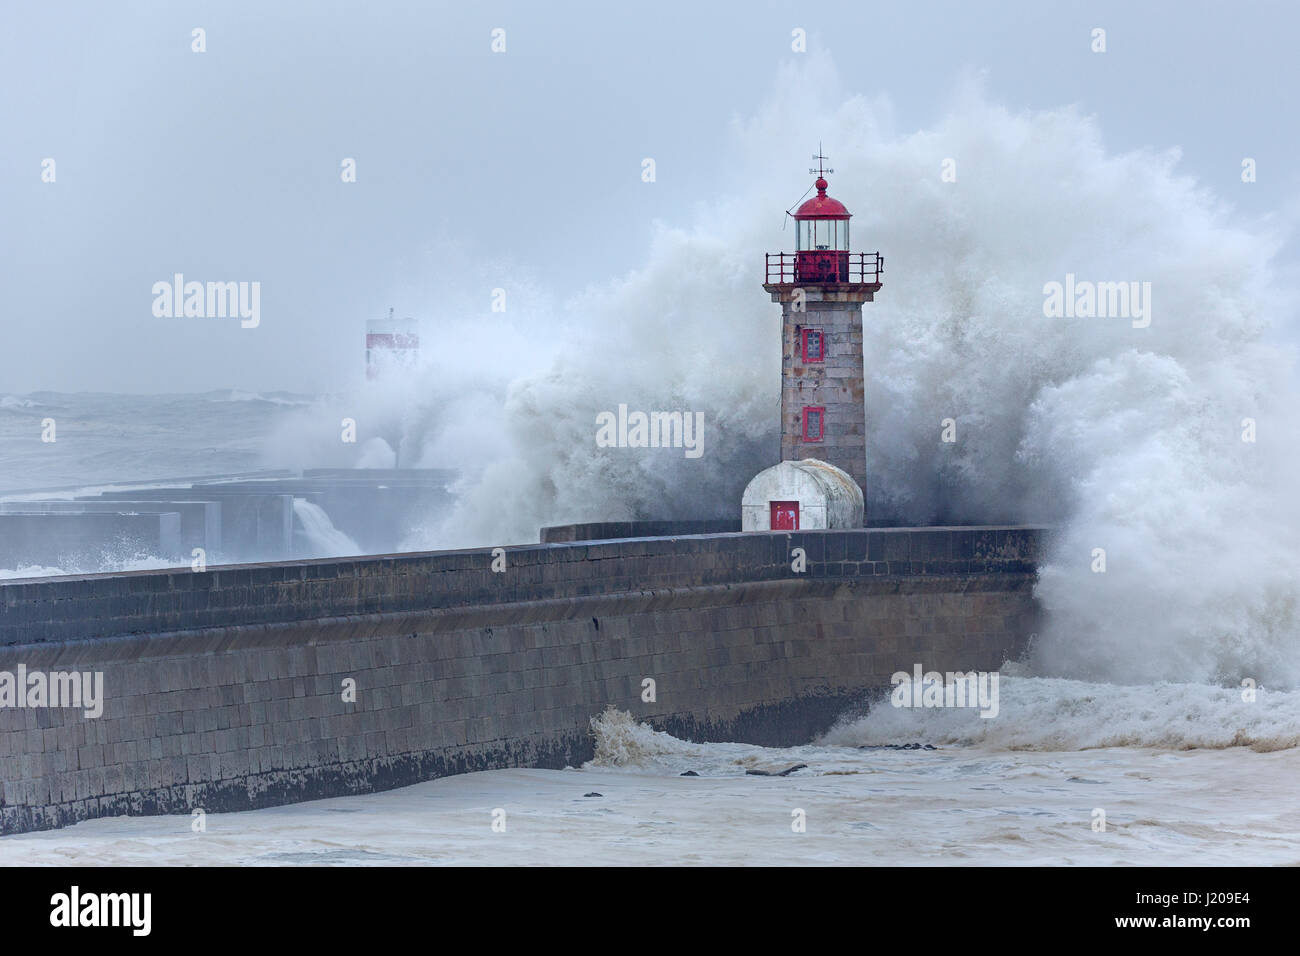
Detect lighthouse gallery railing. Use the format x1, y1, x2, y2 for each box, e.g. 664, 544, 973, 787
764, 251, 883, 285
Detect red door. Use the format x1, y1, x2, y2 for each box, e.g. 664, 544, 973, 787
770, 500, 799, 530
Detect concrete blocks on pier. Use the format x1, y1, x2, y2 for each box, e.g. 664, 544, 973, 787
0, 500, 219, 558
0, 469, 456, 572
0, 511, 182, 568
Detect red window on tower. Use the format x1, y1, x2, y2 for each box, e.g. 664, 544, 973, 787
801, 328, 824, 363
802, 406, 825, 442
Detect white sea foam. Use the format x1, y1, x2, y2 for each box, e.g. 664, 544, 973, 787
820, 677, 1300, 753
0, 564, 69, 580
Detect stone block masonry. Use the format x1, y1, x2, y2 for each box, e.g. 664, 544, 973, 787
770, 286, 875, 490
0, 527, 1047, 834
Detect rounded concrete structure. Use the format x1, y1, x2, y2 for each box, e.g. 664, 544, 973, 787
741, 458, 864, 531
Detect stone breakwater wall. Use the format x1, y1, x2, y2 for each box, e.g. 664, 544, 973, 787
0, 527, 1047, 834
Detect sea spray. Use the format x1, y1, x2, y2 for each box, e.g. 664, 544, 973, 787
820, 677, 1300, 752
292, 498, 362, 558
588, 707, 701, 767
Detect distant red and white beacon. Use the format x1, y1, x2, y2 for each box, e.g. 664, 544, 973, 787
366, 309, 420, 379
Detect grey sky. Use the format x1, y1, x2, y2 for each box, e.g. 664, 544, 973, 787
2, 0, 1296, 393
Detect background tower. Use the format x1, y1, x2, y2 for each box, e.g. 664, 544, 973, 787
366, 308, 420, 380
763, 153, 883, 496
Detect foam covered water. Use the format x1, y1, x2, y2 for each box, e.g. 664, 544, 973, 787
820, 677, 1300, 753
4, 709, 1296, 866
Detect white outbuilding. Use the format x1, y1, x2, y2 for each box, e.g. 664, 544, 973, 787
741, 458, 864, 531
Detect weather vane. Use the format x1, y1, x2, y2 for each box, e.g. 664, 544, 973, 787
808, 143, 834, 178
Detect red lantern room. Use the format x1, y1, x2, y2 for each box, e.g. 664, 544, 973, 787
793, 175, 851, 283
764, 151, 882, 289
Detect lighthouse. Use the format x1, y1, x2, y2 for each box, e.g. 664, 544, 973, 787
766, 155, 882, 490
743, 153, 883, 532
366, 309, 420, 380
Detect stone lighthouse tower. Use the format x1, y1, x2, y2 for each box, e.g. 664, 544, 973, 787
762, 154, 883, 493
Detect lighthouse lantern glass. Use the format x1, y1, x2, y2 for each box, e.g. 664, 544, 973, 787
796, 218, 849, 252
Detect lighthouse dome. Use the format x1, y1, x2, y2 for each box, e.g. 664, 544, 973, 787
794, 177, 851, 219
